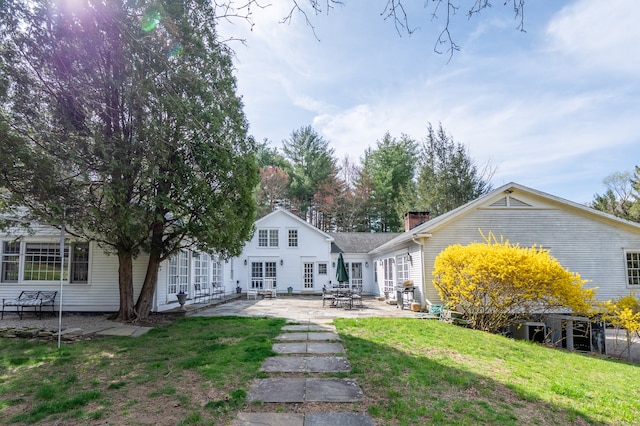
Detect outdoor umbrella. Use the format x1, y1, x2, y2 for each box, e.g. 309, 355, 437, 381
336, 252, 349, 284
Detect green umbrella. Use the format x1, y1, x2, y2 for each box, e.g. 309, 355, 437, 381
336, 252, 349, 283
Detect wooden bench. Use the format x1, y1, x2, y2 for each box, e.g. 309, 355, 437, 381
2, 290, 57, 319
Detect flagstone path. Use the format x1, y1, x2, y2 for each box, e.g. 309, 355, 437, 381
234, 321, 375, 426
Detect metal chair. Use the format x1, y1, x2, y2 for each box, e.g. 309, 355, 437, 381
322, 286, 335, 307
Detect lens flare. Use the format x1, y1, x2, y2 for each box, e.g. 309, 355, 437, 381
141, 9, 161, 32
167, 42, 183, 58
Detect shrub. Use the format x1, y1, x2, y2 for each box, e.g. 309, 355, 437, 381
432, 231, 596, 333
601, 293, 640, 360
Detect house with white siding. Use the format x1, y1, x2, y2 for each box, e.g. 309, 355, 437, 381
370, 182, 640, 309
228, 209, 399, 295
2, 182, 640, 315
0, 221, 228, 313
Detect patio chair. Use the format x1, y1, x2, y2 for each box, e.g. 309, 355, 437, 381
350, 285, 363, 309
264, 278, 277, 298
247, 284, 258, 300
322, 286, 335, 307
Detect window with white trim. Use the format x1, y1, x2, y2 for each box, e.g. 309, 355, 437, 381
194, 252, 210, 289
318, 263, 327, 275
288, 229, 298, 247
626, 251, 640, 286
258, 229, 279, 247
168, 250, 189, 295
383, 257, 395, 296
1, 241, 20, 282
212, 256, 223, 287
1, 241, 90, 284
70, 243, 89, 283
24, 243, 66, 280
396, 255, 410, 288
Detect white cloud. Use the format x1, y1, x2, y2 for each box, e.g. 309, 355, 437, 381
220, 0, 640, 203
546, 0, 640, 74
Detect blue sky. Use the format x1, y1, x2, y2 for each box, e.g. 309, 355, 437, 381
218, 0, 640, 204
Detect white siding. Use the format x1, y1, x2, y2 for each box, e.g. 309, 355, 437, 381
232, 210, 333, 293
421, 206, 640, 303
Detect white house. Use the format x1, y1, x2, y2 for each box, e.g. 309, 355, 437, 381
3, 182, 640, 315
370, 182, 640, 309
0, 221, 228, 313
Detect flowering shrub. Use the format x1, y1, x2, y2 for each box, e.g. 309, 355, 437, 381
432, 231, 596, 333
601, 294, 640, 360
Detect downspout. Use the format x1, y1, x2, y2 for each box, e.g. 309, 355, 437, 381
412, 233, 432, 309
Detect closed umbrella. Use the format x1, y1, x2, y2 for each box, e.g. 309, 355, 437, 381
336, 252, 349, 284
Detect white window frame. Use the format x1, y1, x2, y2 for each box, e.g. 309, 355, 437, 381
396, 254, 410, 287
1, 241, 20, 283
168, 250, 189, 295
383, 257, 395, 296
212, 256, 223, 287
625, 250, 640, 286
194, 252, 210, 289
318, 262, 328, 275
258, 229, 279, 248
288, 229, 298, 247
1, 240, 90, 284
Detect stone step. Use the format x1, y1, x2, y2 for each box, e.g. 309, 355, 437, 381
273, 342, 345, 355
276, 332, 340, 342
260, 356, 350, 373
234, 412, 374, 426
247, 378, 363, 403
282, 324, 336, 332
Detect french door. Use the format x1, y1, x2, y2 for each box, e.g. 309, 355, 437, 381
303, 262, 314, 289
251, 261, 277, 290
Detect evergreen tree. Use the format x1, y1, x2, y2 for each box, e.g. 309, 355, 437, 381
362, 133, 417, 232
0, 0, 258, 320
414, 123, 494, 217
281, 125, 336, 225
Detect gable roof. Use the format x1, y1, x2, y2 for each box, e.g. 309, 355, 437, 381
328, 232, 401, 254
255, 208, 334, 242
370, 181, 640, 254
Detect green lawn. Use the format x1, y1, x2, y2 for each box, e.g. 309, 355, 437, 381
1, 316, 638, 425
336, 317, 640, 425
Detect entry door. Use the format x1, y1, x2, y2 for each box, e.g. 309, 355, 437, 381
303, 262, 314, 289
349, 262, 363, 292
251, 261, 277, 290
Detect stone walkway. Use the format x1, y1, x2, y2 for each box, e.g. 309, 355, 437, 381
235, 321, 374, 426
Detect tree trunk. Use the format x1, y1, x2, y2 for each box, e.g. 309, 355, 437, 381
135, 250, 161, 319
135, 218, 164, 319
115, 248, 136, 321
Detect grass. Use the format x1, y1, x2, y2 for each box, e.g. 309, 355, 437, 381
335, 317, 640, 425
1, 315, 639, 425
0, 316, 285, 424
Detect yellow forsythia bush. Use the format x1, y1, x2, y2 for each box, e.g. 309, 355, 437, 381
601, 294, 640, 360
432, 231, 596, 333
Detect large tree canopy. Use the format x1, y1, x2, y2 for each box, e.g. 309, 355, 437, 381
362, 133, 417, 232
411, 123, 494, 217
591, 169, 640, 223
281, 125, 336, 225
0, 0, 258, 320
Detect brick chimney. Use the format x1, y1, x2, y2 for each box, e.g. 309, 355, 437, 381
404, 211, 430, 231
